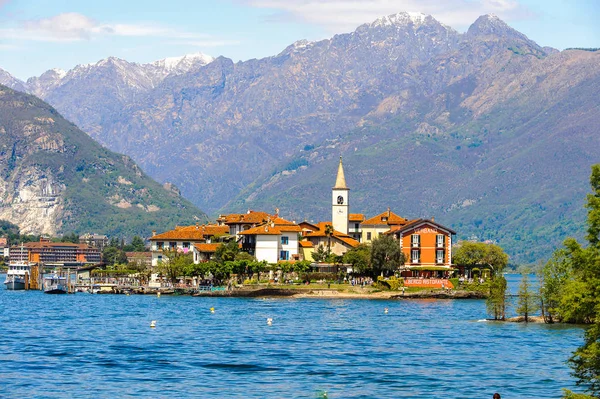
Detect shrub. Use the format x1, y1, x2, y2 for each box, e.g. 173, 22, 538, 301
377, 276, 403, 290
450, 278, 459, 289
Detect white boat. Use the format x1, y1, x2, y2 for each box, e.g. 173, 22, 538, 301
43, 274, 68, 294
4, 262, 34, 290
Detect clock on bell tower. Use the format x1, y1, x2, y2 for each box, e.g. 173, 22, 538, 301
332, 157, 349, 235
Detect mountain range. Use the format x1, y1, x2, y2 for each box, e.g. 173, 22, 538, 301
0, 84, 208, 238
1, 12, 599, 263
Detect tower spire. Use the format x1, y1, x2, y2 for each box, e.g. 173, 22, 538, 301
333, 156, 347, 189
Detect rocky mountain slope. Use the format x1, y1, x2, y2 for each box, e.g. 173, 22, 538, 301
1, 13, 599, 262
0, 85, 207, 237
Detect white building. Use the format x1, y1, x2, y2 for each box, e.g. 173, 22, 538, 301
239, 217, 301, 263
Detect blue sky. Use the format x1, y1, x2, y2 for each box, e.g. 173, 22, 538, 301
0, 0, 598, 79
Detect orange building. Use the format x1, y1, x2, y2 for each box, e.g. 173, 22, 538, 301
10, 238, 101, 267
390, 219, 456, 279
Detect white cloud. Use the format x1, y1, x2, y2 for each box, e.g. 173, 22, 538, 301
0, 12, 216, 42
241, 0, 530, 32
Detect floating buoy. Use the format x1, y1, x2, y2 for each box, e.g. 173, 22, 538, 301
384, 308, 389, 314
210, 307, 215, 314
150, 320, 156, 328
267, 318, 273, 325
157, 292, 161, 298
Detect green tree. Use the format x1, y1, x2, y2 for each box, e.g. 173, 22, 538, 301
249, 260, 267, 281
102, 246, 128, 266
343, 243, 371, 274
60, 232, 79, 243
130, 236, 146, 252
235, 252, 255, 262
109, 237, 120, 248
453, 241, 509, 276
557, 165, 600, 397
293, 260, 312, 274
370, 235, 404, 277
312, 245, 327, 262
157, 250, 193, 284
538, 250, 573, 323
486, 275, 507, 320
324, 224, 334, 255
215, 241, 239, 263
516, 271, 539, 322
569, 323, 600, 398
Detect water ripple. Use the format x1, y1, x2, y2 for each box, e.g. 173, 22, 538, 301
0, 275, 585, 399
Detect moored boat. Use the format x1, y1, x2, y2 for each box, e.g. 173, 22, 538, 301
4, 262, 34, 290
43, 274, 68, 294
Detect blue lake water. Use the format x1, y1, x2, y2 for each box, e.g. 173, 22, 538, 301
0, 274, 584, 398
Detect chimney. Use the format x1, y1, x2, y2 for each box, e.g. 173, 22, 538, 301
431, 216, 435, 222
387, 207, 391, 217
152, 230, 156, 237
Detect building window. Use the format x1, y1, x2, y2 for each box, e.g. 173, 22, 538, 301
436, 250, 445, 264
281, 236, 289, 245
169, 242, 176, 249
280, 250, 289, 260
436, 235, 445, 247
183, 242, 190, 248
411, 249, 420, 263
367, 232, 372, 241
355, 223, 359, 230
411, 235, 420, 248
157, 242, 164, 249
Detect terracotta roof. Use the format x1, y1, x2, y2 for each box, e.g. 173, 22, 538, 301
270, 216, 298, 226
362, 210, 407, 226
336, 235, 360, 248
299, 241, 314, 248
150, 224, 228, 241
239, 225, 284, 236
349, 213, 365, 222
193, 243, 221, 253
239, 222, 301, 236
391, 219, 457, 235
303, 222, 358, 248
299, 221, 319, 231
222, 211, 272, 225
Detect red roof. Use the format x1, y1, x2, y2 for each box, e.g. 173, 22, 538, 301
303, 222, 359, 248
349, 213, 365, 222
362, 210, 407, 226
221, 211, 273, 225
150, 224, 229, 241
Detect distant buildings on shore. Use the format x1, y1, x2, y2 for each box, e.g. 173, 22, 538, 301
8, 237, 101, 267
149, 158, 457, 277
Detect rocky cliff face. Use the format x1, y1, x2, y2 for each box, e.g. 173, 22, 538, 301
0, 85, 207, 236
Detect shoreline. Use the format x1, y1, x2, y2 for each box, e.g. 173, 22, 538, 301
106, 286, 488, 300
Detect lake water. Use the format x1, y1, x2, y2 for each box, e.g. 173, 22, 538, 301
0, 274, 584, 398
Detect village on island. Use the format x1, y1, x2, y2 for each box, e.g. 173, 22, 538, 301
2, 158, 489, 296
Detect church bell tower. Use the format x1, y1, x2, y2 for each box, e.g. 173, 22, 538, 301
332, 156, 349, 234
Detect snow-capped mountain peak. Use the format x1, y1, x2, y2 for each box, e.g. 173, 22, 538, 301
151, 52, 214, 72
370, 12, 430, 28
